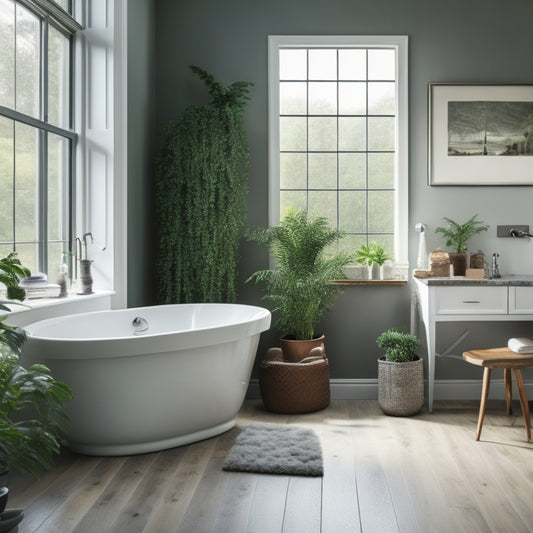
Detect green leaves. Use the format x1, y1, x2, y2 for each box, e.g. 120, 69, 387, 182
434, 214, 489, 253
355, 241, 391, 266
377, 328, 420, 362
156, 68, 252, 304
247, 208, 352, 340
0, 252, 31, 301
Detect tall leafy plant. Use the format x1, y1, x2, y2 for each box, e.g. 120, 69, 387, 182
434, 214, 489, 253
247, 209, 352, 340
156, 66, 253, 303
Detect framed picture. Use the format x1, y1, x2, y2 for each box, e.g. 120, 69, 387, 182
428, 83, 533, 185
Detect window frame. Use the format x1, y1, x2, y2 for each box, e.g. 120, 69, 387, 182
268, 35, 409, 265
0, 0, 82, 275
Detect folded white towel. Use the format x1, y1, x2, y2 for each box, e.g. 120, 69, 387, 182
508, 337, 533, 354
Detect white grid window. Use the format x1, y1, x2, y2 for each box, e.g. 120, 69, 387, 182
269, 36, 408, 264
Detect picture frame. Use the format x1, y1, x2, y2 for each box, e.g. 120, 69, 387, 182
428, 83, 533, 185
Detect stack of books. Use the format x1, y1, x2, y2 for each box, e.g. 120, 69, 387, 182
19, 273, 61, 299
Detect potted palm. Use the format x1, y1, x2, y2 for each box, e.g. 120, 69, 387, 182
247, 208, 352, 361
0, 300, 72, 527
434, 214, 489, 276
376, 328, 424, 416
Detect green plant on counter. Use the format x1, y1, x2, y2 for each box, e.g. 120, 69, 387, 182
0, 252, 31, 301
434, 214, 489, 253
355, 241, 391, 266
0, 301, 72, 476
377, 328, 421, 363
156, 66, 253, 304
246, 208, 352, 341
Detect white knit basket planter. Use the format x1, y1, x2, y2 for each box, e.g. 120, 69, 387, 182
378, 356, 424, 416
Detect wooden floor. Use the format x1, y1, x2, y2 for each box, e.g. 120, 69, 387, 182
7, 399, 533, 533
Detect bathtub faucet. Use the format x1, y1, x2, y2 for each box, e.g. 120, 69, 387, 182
132, 316, 149, 335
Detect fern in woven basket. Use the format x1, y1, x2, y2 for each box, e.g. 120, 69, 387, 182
377, 328, 421, 363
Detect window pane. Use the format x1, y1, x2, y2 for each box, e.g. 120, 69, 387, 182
368, 117, 395, 151
368, 49, 395, 80
339, 49, 366, 80
308, 191, 336, 228
0, 116, 14, 242
280, 117, 306, 151
309, 49, 336, 80
339, 82, 366, 115
0, 0, 15, 109
308, 82, 337, 115
14, 122, 38, 242
281, 190, 306, 216
280, 49, 307, 80
339, 191, 366, 232
280, 152, 306, 189
48, 133, 69, 242
339, 153, 366, 189
47, 240, 65, 278
339, 233, 367, 254
368, 82, 395, 115
368, 191, 394, 233
308, 117, 336, 151
15, 3, 40, 118
48, 25, 70, 128
308, 153, 336, 189
368, 153, 394, 189
339, 117, 366, 151
13, 242, 37, 274
280, 82, 306, 115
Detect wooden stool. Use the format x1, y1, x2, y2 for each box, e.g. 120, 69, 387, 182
463, 347, 533, 442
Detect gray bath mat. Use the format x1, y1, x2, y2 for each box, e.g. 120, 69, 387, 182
223, 423, 323, 476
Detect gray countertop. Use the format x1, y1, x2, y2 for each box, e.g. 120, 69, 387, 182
414, 275, 533, 286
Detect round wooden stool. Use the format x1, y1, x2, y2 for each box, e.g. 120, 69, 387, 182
462, 347, 533, 442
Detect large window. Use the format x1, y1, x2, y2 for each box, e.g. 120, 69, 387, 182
0, 0, 81, 275
268, 36, 408, 264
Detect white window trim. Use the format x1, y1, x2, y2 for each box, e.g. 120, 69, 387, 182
268, 35, 409, 264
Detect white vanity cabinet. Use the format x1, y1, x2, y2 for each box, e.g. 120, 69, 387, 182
411, 278, 533, 412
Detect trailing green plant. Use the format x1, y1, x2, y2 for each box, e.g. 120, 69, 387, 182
247, 208, 353, 341
355, 241, 391, 266
156, 66, 253, 304
434, 214, 489, 253
377, 327, 421, 363
0, 301, 72, 476
0, 252, 31, 301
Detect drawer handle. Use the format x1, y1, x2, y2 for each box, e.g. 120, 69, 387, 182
462, 300, 480, 304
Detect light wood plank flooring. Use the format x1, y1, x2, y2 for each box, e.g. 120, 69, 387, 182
6, 399, 533, 533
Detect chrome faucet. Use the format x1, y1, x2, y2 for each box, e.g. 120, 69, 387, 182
491, 253, 501, 279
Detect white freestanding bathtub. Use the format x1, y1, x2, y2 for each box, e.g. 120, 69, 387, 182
22, 303, 271, 456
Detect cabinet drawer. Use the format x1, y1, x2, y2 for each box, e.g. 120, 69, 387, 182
435, 286, 507, 314
509, 286, 533, 314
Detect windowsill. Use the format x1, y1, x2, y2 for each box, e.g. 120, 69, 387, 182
330, 279, 408, 286
4, 289, 115, 327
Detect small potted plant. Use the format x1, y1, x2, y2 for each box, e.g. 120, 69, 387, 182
0, 252, 31, 301
247, 208, 352, 361
434, 214, 489, 276
376, 328, 424, 416
355, 241, 391, 280
0, 300, 72, 527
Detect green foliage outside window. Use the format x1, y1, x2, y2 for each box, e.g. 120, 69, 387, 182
156, 66, 253, 303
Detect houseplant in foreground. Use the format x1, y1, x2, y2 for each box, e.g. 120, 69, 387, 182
434, 214, 489, 276
376, 328, 423, 416
247, 208, 352, 361
0, 300, 72, 526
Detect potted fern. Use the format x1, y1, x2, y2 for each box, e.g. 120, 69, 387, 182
0, 300, 72, 527
376, 328, 424, 416
434, 214, 489, 276
247, 208, 352, 361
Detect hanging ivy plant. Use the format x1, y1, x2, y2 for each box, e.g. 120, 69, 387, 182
156, 66, 253, 303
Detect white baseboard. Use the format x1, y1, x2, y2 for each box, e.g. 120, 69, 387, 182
246, 378, 533, 401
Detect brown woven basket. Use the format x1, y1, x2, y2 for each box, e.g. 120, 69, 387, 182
378, 356, 424, 416
259, 348, 330, 414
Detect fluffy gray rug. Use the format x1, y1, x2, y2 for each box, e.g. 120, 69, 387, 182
223, 423, 323, 476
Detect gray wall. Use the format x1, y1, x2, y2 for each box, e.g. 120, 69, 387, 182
141, 0, 533, 380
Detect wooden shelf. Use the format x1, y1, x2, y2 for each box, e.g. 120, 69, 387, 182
330, 279, 408, 286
